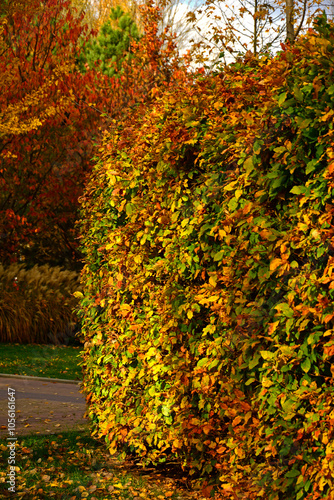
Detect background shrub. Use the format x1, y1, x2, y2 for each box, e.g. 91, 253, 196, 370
0, 264, 81, 344
78, 16, 334, 499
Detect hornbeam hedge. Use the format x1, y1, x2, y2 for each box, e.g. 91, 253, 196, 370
78, 16, 334, 499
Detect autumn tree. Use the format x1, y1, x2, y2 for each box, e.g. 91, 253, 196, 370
187, 0, 327, 63
0, 0, 100, 269
204, 0, 285, 57
0, 0, 191, 270
155, 0, 205, 53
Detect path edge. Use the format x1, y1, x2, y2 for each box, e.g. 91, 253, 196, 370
0, 373, 81, 385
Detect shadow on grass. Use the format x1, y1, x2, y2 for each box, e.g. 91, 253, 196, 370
0, 429, 202, 499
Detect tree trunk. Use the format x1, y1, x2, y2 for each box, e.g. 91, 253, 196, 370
286, 0, 294, 41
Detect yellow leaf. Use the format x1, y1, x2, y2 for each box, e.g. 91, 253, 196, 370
268, 321, 279, 335
209, 275, 217, 287
187, 310, 193, 319
235, 446, 245, 458
119, 303, 131, 311
198, 295, 220, 304
322, 433, 329, 445
311, 229, 321, 240
147, 347, 156, 358
244, 156, 254, 174
270, 258, 282, 272
224, 180, 238, 191
235, 189, 243, 200
320, 110, 334, 122
214, 101, 224, 110
262, 377, 274, 388
285, 140, 292, 151
180, 397, 188, 408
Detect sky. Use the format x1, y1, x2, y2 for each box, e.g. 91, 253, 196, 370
160, 0, 334, 65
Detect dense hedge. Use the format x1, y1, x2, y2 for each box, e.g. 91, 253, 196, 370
78, 16, 334, 498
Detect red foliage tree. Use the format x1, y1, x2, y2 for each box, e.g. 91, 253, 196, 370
0, 0, 98, 268
0, 0, 189, 270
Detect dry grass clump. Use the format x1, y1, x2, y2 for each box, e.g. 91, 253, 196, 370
0, 264, 82, 344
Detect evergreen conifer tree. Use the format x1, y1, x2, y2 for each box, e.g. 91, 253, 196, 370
78, 6, 140, 77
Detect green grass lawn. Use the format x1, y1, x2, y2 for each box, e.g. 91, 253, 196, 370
0, 430, 201, 499
0, 343, 82, 380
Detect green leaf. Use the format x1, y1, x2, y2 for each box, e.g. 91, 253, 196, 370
208, 359, 219, 370
213, 250, 224, 261
248, 355, 260, 369
290, 185, 306, 195
275, 303, 294, 318
273, 146, 286, 154
228, 198, 238, 211
295, 117, 312, 129
253, 142, 262, 155
281, 398, 296, 413
293, 85, 303, 102
244, 156, 254, 174
301, 358, 311, 373
306, 159, 318, 175
286, 469, 300, 478
245, 377, 256, 386
197, 357, 209, 367
277, 92, 287, 105
125, 202, 136, 216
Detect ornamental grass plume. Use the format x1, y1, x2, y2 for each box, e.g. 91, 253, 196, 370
0, 264, 82, 344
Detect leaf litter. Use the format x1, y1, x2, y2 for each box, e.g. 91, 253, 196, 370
0, 430, 205, 499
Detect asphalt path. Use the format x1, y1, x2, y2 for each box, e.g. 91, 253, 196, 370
0, 377, 83, 403
0, 377, 88, 437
